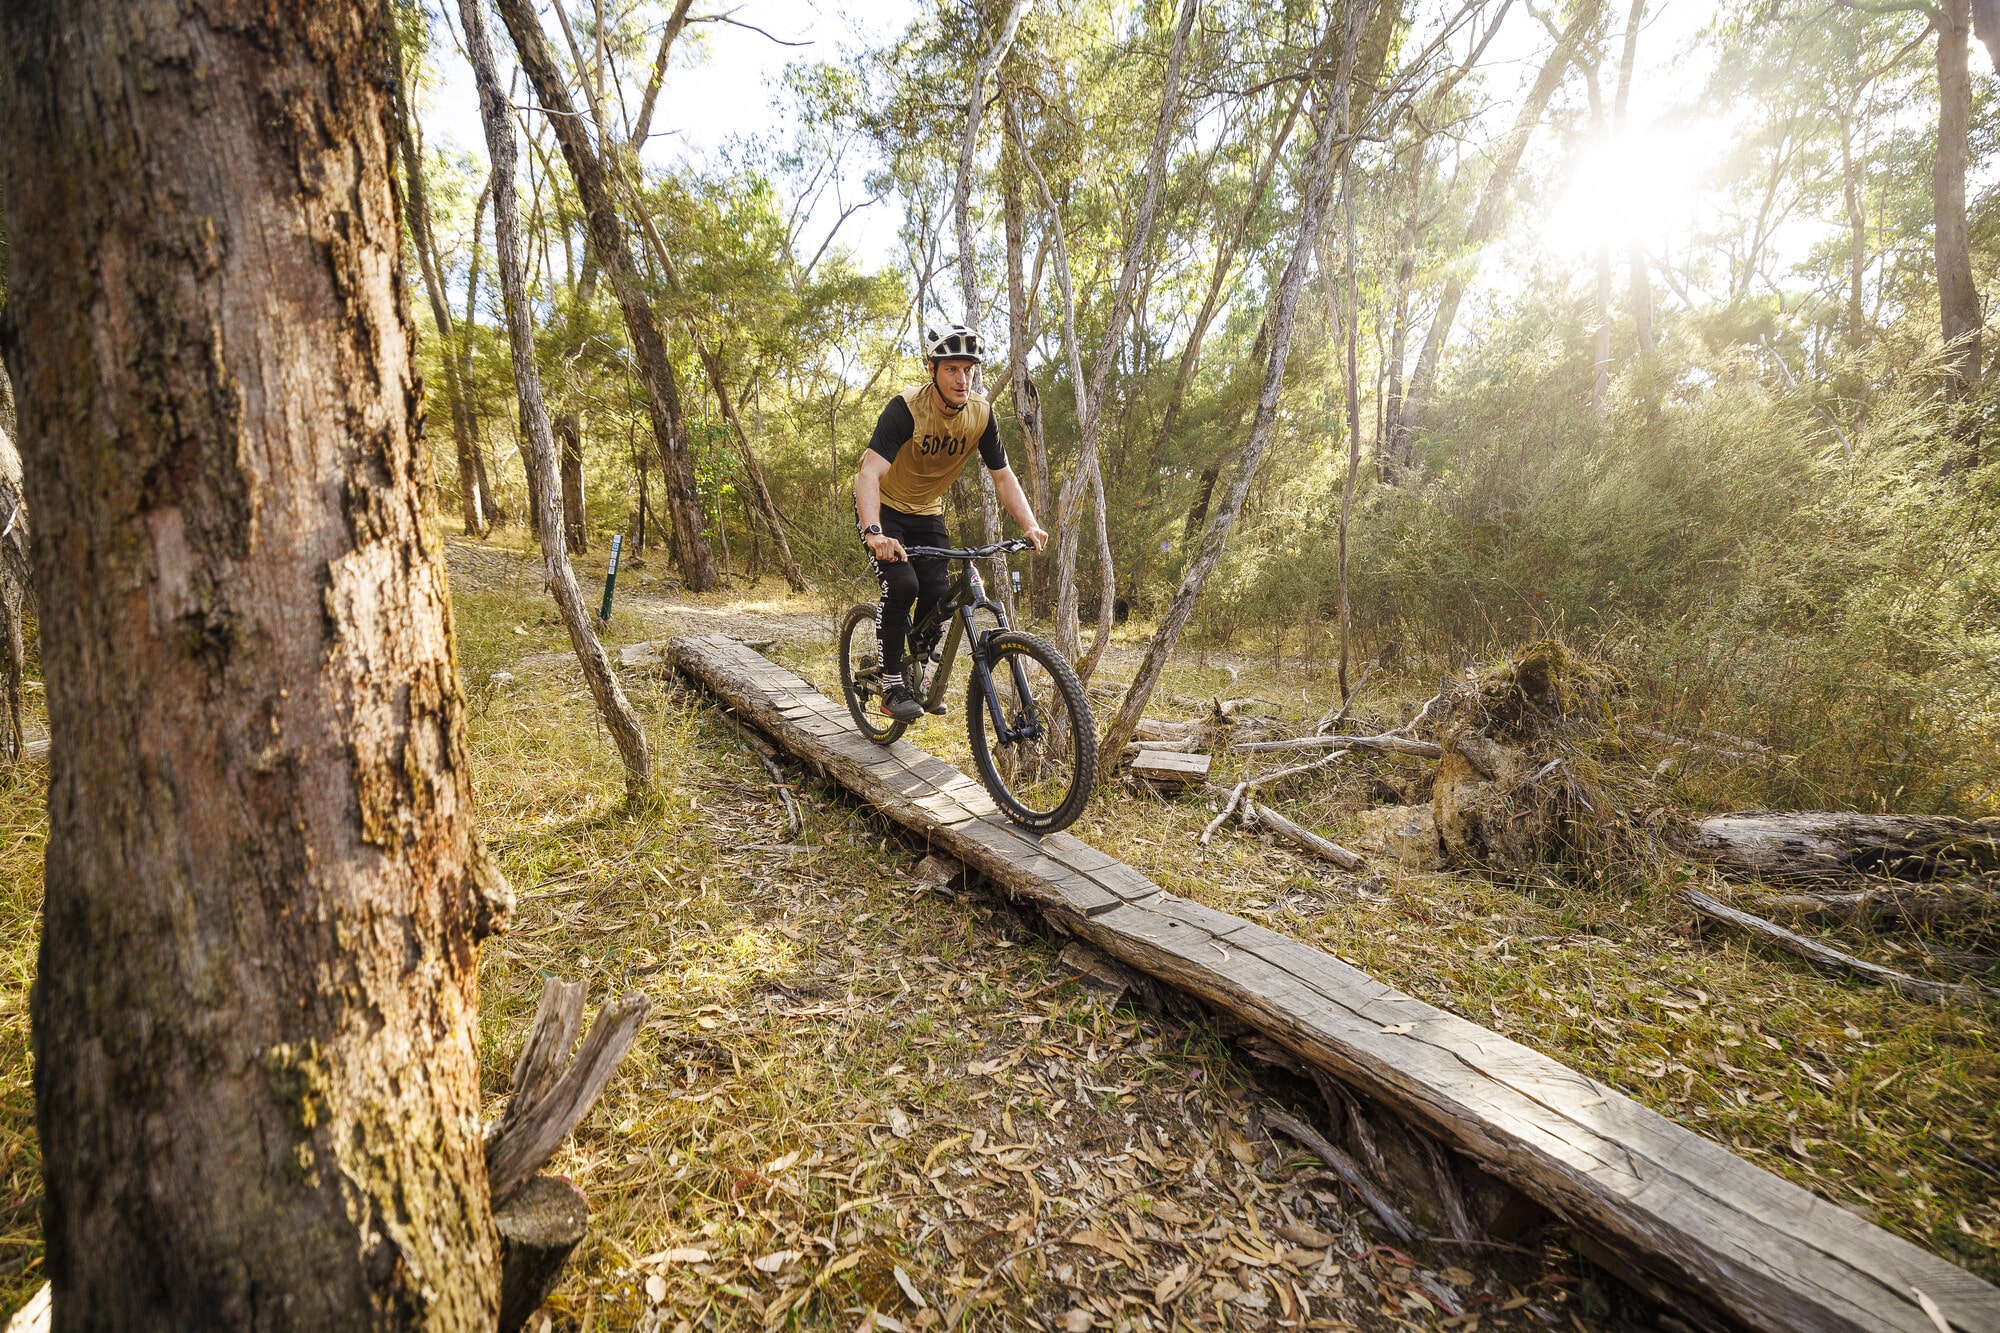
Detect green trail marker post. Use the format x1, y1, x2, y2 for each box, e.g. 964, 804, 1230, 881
598, 532, 623, 624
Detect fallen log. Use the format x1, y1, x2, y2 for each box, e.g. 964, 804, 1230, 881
1691, 812, 2000, 886
668, 633, 2000, 1333
1233, 732, 1442, 758
1683, 890, 2000, 1008
1758, 884, 1998, 930
1245, 801, 1365, 871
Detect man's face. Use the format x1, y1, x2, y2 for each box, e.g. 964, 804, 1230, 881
933, 357, 975, 403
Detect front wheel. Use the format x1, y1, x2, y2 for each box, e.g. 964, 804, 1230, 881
838, 604, 907, 745
967, 630, 1097, 832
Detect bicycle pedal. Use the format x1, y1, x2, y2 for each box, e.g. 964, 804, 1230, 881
926, 702, 949, 716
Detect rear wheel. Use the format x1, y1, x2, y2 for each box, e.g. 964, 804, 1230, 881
838, 603, 908, 745
966, 630, 1097, 832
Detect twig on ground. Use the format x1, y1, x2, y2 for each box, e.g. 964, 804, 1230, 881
752, 748, 803, 839
1246, 802, 1365, 871
1315, 661, 1373, 735
1683, 889, 2000, 1008
1389, 684, 1448, 739
1233, 732, 1442, 758
1264, 1108, 1418, 1243
1202, 781, 1250, 845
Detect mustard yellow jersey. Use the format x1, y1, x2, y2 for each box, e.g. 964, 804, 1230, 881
866, 384, 1007, 516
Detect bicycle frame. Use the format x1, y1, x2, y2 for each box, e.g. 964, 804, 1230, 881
899, 542, 1045, 745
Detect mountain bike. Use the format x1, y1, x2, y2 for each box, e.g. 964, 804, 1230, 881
838, 538, 1097, 833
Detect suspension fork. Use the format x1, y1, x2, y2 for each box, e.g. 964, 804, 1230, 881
964, 606, 1043, 744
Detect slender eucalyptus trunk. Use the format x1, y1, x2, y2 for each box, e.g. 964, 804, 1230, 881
1156, 86, 1306, 451
1394, 0, 1599, 450
1103, 45, 1352, 761
1383, 147, 1424, 479
952, 0, 1035, 614
1336, 158, 1364, 698
1934, 0, 1982, 404
494, 0, 717, 590
0, 1, 510, 1321
0, 426, 28, 764
1841, 114, 1867, 348
1001, 78, 1051, 616
617, 198, 807, 593
386, 12, 488, 536
1052, 0, 1198, 667
1614, 0, 1653, 358
463, 174, 503, 525
463, 0, 653, 796
1587, 63, 1612, 417
558, 413, 589, 554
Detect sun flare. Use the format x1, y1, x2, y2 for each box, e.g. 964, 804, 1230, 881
1541, 122, 1715, 255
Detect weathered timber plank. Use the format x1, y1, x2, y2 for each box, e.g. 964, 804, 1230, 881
666, 633, 2000, 1333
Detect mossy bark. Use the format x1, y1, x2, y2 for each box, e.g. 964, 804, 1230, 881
0, 2, 508, 1324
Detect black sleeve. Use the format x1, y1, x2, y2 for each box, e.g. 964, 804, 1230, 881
977, 410, 1007, 471
866, 396, 916, 463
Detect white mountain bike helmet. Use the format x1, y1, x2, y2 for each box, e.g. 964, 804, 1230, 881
922, 323, 986, 364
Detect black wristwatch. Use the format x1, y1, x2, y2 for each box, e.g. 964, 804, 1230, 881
859, 523, 883, 538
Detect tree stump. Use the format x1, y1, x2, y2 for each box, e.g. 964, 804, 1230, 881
497, 1174, 589, 1333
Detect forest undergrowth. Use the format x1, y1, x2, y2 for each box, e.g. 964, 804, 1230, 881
0, 531, 1993, 1328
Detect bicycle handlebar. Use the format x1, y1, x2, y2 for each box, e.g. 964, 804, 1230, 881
899, 538, 1033, 560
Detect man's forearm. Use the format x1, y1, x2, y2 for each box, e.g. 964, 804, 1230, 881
993, 468, 1039, 532
854, 468, 883, 531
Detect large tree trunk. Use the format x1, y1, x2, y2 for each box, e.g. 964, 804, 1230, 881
1392, 0, 1599, 452
385, 8, 487, 537
0, 2, 509, 1323
1934, 0, 1983, 404
463, 0, 653, 797
493, 0, 717, 591
1102, 41, 1351, 762
1051, 0, 1199, 667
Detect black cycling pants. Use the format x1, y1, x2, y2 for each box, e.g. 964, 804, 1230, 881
869, 505, 951, 674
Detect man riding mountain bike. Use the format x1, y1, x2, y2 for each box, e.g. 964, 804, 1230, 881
854, 323, 1047, 722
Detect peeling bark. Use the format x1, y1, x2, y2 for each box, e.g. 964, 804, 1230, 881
0, 1, 508, 1322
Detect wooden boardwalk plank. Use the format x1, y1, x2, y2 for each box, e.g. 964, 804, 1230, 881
667, 633, 2000, 1333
